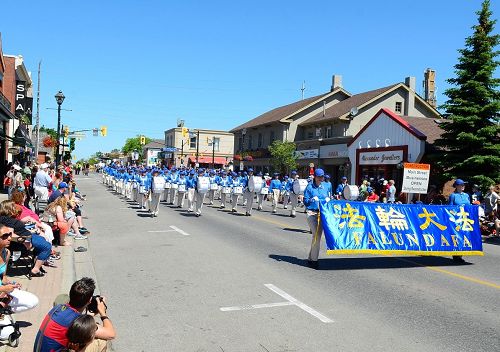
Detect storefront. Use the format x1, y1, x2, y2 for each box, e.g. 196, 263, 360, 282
319, 143, 350, 184
348, 108, 426, 188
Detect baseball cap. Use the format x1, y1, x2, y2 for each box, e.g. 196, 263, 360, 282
453, 179, 465, 186
59, 182, 68, 189
314, 168, 325, 177
40, 163, 49, 169
341, 176, 347, 180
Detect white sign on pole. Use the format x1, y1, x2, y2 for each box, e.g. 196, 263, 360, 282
401, 163, 430, 194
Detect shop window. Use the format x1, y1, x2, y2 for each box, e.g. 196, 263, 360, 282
238, 137, 243, 151
307, 131, 314, 139
189, 136, 197, 149
248, 135, 253, 150
258, 133, 263, 148
208, 137, 220, 151
395, 102, 402, 113
325, 126, 332, 138
270, 131, 275, 144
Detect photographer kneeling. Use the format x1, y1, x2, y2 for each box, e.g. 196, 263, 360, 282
34, 277, 115, 352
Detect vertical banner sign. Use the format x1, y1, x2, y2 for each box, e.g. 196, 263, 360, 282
320, 201, 483, 256
15, 81, 27, 117
402, 163, 430, 194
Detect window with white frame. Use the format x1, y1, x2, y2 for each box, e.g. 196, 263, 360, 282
208, 137, 220, 152
325, 126, 332, 138
189, 136, 197, 149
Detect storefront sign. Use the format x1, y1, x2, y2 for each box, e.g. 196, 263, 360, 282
15, 81, 28, 118
359, 150, 403, 165
147, 149, 160, 167
320, 144, 348, 159
294, 149, 319, 159
401, 163, 430, 194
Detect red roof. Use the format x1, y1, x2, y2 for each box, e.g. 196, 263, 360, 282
348, 108, 427, 147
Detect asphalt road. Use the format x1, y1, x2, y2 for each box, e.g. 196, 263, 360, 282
75, 174, 500, 352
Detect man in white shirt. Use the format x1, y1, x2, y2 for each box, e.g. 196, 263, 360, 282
33, 163, 53, 200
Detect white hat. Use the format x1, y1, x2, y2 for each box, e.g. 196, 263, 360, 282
13, 165, 21, 171
40, 163, 49, 169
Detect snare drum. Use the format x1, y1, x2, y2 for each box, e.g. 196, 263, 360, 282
210, 183, 218, 191
164, 182, 171, 189
260, 187, 269, 195
222, 187, 232, 194
178, 184, 186, 192
343, 185, 359, 200
233, 186, 243, 195
292, 179, 308, 195
171, 183, 179, 189
197, 177, 210, 193
139, 186, 147, 194
132, 182, 138, 189
248, 176, 264, 193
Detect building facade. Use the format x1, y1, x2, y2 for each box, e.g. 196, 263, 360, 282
231, 74, 441, 182
164, 127, 234, 169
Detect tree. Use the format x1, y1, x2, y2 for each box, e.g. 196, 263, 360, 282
268, 140, 298, 174
121, 135, 152, 157
39, 126, 58, 139
435, 0, 500, 189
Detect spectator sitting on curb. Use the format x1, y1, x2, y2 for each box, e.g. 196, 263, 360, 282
65, 314, 99, 352
34, 277, 116, 352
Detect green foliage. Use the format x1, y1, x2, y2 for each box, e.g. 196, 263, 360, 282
121, 135, 152, 157
268, 140, 297, 174
40, 126, 57, 139
436, 0, 500, 189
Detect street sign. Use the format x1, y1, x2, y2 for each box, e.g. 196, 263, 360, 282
68, 133, 85, 139
401, 163, 430, 194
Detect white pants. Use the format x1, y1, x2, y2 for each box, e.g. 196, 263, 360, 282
231, 194, 241, 211
208, 190, 216, 204
283, 192, 290, 208
306, 210, 323, 261
187, 189, 195, 211
220, 193, 228, 207
257, 193, 265, 209
39, 222, 54, 243
170, 188, 177, 205
131, 187, 138, 202
245, 191, 254, 214
149, 192, 161, 215
139, 193, 148, 209
271, 189, 280, 212
177, 192, 186, 208
8, 289, 39, 313
290, 193, 299, 216
163, 189, 170, 203
195, 191, 206, 215
34, 186, 49, 201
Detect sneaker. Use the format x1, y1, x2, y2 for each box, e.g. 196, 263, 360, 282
79, 228, 90, 235
74, 234, 88, 240
79, 227, 88, 232
67, 231, 75, 237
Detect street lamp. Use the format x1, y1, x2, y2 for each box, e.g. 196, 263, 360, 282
54, 90, 65, 166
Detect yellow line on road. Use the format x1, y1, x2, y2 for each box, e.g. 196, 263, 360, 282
251, 214, 308, 232
395, 257, 500, 290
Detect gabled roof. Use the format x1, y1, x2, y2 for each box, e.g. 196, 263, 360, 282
230, 88, 350, 132
348, 108, 427, 146
400, 116, 447, 145
301, 84, 399, 126
143, 139, 165, 149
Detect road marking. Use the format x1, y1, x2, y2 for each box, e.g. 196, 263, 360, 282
394, 257, 500, 290
220, 284, 333, 323
251, 214, 308, 232
220, 301, 294, 311
169, 225, 191, 236
264, 284, 334, 323
147, 230, 177, 233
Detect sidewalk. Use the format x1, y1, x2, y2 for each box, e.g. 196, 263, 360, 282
1, 235, 98, 351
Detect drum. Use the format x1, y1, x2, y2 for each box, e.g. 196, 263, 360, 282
164, 182, 171, 189
132, 182, 138, 189
210, 183, 218, 190
233, 186, 243, 195
178, 184, 186, 192
171, 183, 178, 189
248, 176, 264, 193
292, 179, 308, 195
343, 185, 359, 200
197, 177, 210, 193
139, 186, 147, 194
260, 187, 269, 195
152, 178, 165, 194
222, 187, 232, 194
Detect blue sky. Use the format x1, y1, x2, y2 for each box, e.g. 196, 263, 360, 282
1, 0, 498, 159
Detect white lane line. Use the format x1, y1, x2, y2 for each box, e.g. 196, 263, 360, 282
264, 284, 334, 323
169, 225, 191, 236
220, 301, 294, 311
147, 230, 177, 233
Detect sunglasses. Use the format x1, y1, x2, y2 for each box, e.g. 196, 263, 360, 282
1, 232, 13, 240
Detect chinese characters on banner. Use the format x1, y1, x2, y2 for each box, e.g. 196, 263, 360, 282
320, 201, 483, 256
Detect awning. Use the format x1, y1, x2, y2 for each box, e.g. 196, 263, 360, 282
188, 156, 227, 165
14, 125, 33, 147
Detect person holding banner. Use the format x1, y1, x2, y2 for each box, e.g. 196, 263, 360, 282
448, 179, 471, 263
303, 168, 330, 269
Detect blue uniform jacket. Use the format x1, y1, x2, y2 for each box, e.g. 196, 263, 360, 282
303, 181, 330, 211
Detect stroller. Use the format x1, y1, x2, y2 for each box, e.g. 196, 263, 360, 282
0, 306, 21, 347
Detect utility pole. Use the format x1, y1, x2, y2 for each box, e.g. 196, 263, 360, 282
180, 139, 185, 166
211, 136, 215, 169
195, 130, 200, 167
301, 80, 306, 100
34, 60, 41, 161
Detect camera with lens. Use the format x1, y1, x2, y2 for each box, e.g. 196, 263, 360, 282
87, 295, 107, 314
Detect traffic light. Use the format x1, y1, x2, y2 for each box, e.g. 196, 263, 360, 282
182, 127, 189, 138
140, 136, 146, 145
63, 126, 70, 138
100, 126, 107, 137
